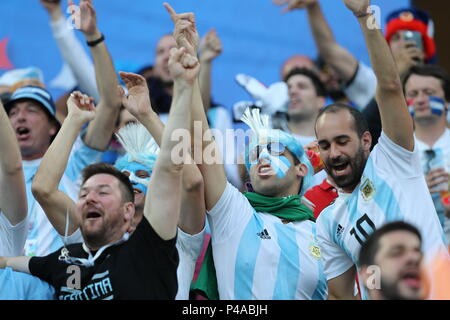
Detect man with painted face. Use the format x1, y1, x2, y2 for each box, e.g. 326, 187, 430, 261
163, 3, 327, 300
314, 0, 447, 300
1, 44, 201, 299
403, 65, 450, 244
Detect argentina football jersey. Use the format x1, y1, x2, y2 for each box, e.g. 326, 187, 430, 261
208, 182, 327, 300
317, 132, 447, 299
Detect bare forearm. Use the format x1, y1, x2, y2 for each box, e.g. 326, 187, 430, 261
0, 105, 22, 173
191, 80, 227, 210
87, 31, 121, 108
178, 161, 205, 235
33, 115, 84, 194
136, 112, 165, 147
357, 14, 413, 150
160, 83, 193, 157
307, 3, 357, 80
199, 60, 212, 112
358, 17, 400, 92
0, 104, 26, 225
1, 256, 31, 274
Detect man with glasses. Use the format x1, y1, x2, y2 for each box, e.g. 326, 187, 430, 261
160, 3, 328, 300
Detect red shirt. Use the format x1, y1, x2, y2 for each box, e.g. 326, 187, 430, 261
304, 179, 338, 219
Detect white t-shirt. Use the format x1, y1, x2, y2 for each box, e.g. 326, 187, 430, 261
175, 227, 205, 300
344, 61, 377, 109
208, 182, 327, 300
415, 128, 450, 244
316, 132, 448, 299
0, 212, 28, 257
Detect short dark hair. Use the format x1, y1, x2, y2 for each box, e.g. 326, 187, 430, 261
284, 67, 327, 98
81, 163, 135, 203
402, 65, 450, 101
315, 103, 369, 138
358, 221, 422, 267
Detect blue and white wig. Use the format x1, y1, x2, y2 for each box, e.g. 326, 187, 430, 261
241, 107, 313, 195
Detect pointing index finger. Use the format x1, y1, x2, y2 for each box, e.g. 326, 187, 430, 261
163, 2, 178, 22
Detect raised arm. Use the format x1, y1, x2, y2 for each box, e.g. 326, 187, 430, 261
164, 3, 227, 211
72, 0, 121, 151
39, 0, 99, 101
31, 92, 96, 235
274, 0, 358, 81
144, 47, 199, 240
198, 29, 223, 112
0, 100, 26, 226
119, 72, 205, 234
345, 0, 414, 151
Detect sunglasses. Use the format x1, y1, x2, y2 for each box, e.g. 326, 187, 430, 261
249, 142, 286, 162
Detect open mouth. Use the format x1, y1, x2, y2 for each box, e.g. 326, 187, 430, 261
86, 211, 102, 220
133, 188, 142, 194
257, 164, 274, 177
330, 162, 350, 176
16, 127, 31, 140
400, 269, 421, 289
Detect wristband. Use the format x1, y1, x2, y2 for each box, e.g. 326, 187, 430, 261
87, 33, 105, 47
355, 10, 371, 18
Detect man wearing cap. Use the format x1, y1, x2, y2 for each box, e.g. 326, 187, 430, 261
3, 0, 121, 257
0, 43, 200, 300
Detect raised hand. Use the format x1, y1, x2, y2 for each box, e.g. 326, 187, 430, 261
392, 41, 425, 75
40, 0, 63, 21
68, 0, 99, 37
169, 47, 200, 87
343, 0, 371, 16
40, 0, 62, 13
272, 0, 317, 12
163, 2, 199, 56
199, 29, 223, 63
118, 72, 154, 119
66, 91, 96, 123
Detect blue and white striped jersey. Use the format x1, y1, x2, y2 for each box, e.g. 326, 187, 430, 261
208, 182, 327, 300
317, 132, 448, 299
23, 135, 102, 257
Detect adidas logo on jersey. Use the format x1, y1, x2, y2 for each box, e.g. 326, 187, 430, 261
336, 224, 345, 237
257, 229, 271, 239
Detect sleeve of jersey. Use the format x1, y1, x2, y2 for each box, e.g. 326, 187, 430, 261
29, 251, 61, 285
0, 211, 28, 257
207, 182, 255, 244
344, 61, 377, 109
132, 217, 178, 253
175, 227, 206, 300
316, 213, 354, 281
64, 134, 104, 182
372, 131, 422, 178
